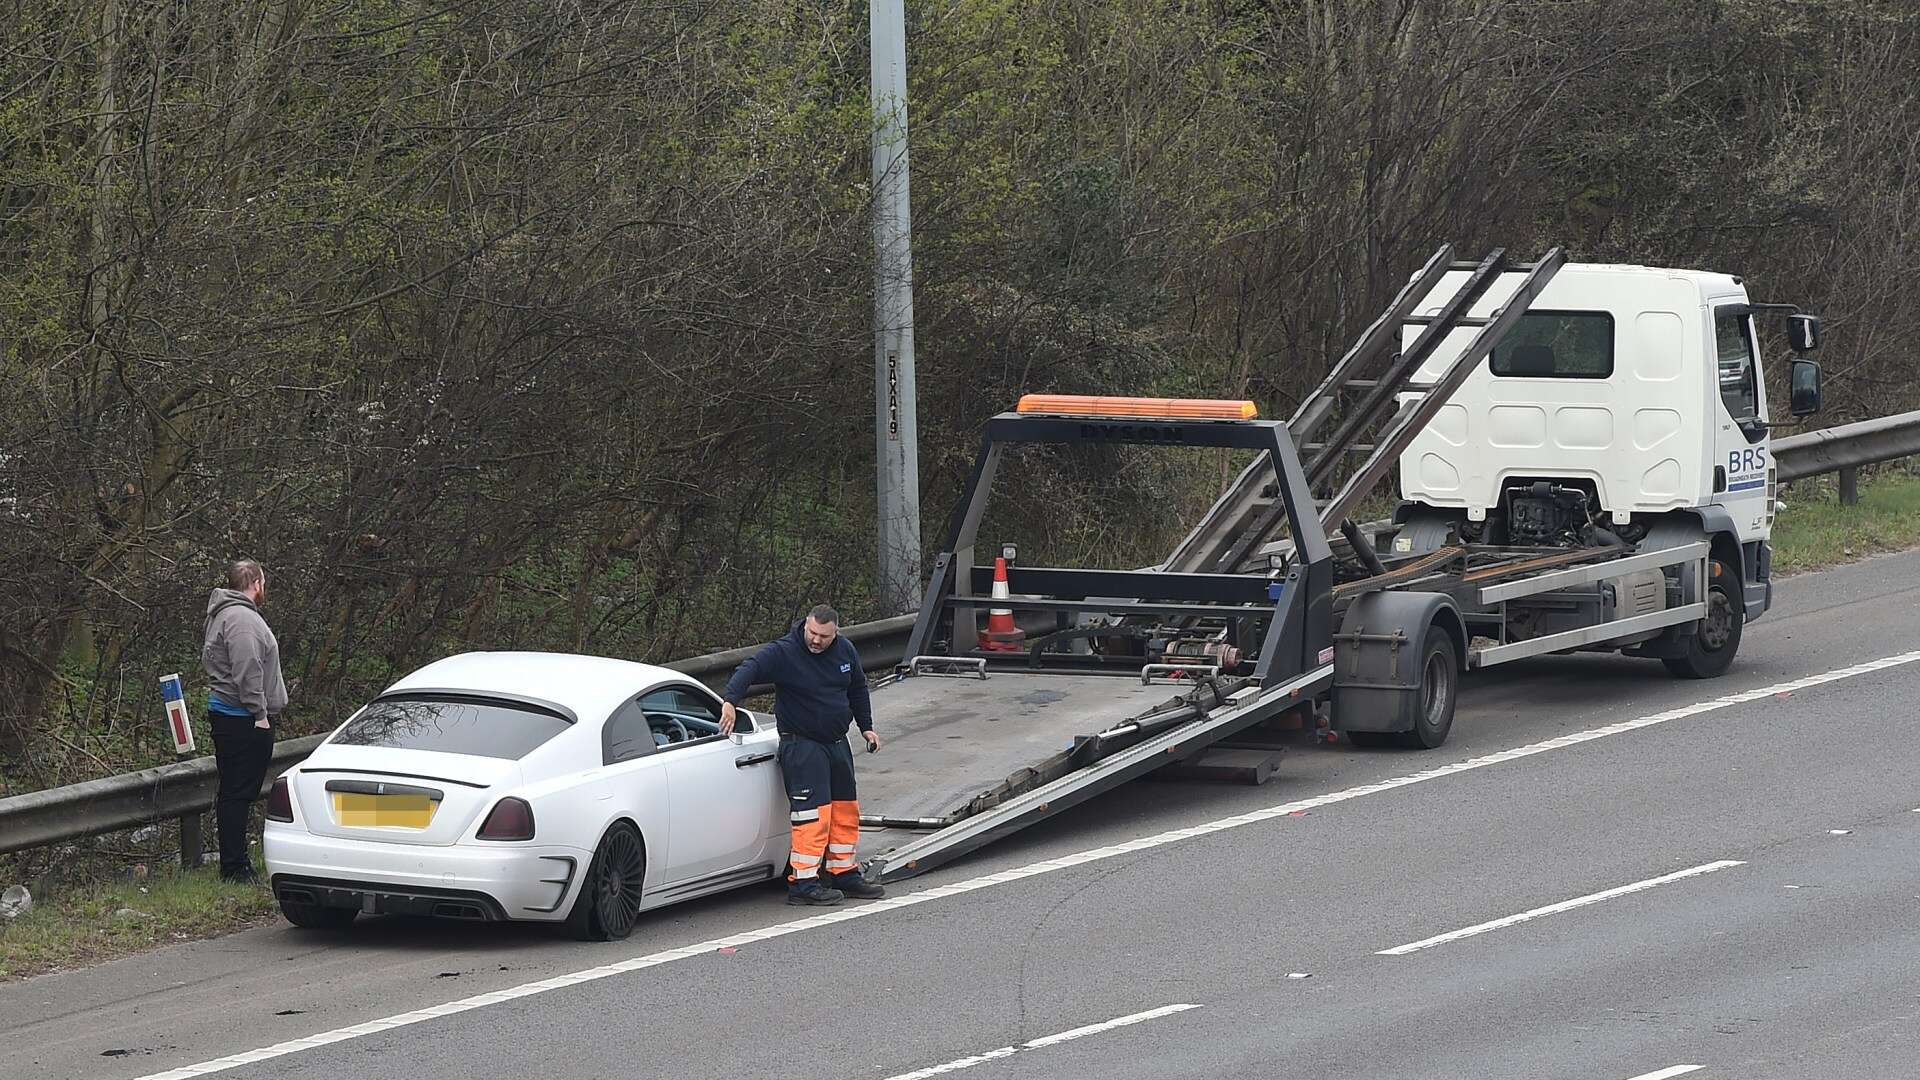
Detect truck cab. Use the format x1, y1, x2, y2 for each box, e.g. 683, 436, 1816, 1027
1396, 263, 1822, 623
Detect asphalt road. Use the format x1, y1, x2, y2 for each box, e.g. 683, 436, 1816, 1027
6, 549, 1918, 1080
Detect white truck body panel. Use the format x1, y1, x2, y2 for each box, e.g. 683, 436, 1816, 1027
1398, 264, 1773, 544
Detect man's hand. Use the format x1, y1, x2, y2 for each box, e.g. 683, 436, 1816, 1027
863, 729, 881, 753
719, 701, 737, 735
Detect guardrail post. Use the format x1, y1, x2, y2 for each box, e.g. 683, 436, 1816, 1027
1839, 466, 1859, 506
179, 807, 202, 869
175, 746, 202, 868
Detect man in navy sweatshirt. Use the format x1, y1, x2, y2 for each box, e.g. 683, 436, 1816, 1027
720, 604, 885, 906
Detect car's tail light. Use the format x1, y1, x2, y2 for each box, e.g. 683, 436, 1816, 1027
477, 797, 535, 841
265, 776, 294, 822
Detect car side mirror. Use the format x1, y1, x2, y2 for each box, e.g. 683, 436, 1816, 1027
1789, 358, 1822, 417
1787, 314, 1821, 352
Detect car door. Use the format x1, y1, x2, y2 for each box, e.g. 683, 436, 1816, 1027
596, 696, 673, 884
642, 681, 778, 888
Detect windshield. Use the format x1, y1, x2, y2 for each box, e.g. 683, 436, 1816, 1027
329, 695, 571, 760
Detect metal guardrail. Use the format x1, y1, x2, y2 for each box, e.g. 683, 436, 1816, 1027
0, 736, 328, 859
666, 613, 915, 689
1773, 408, 1920, 502
4, 411, 1917, 863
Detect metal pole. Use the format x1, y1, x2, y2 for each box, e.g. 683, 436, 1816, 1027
871, 0, 921, 615
1839, 465, 1859, 506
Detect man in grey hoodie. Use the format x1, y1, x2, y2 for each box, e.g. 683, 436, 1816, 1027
201, 559, 288, 883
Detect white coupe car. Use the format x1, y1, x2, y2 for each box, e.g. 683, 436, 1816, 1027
264, 652, 789, 940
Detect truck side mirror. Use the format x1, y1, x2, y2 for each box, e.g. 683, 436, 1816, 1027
1789, 359, 1822, 417
1787, 314, 1821, 352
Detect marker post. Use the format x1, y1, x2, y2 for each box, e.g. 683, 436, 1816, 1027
159, 673, 201, 868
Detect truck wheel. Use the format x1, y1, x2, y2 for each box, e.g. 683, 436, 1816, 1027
1401, 632, 1459, 748
1343, 633, 1459, 749
1662, 558, 1743, 679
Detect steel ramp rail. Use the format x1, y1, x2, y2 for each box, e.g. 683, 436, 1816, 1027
1315, 248, 1567, 534
860, 663, 1335, 882
1163, 245, 1564, 580
1290, 245, 1460, 453
1298, 248, 1506, 490
1219, 248, 1566, 579
1161, 244, 1457, 578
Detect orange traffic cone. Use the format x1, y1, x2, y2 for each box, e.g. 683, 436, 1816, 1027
978, 557, 1026, 652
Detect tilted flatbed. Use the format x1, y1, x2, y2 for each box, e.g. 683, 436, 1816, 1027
852, 242, 1819, 881
856, 664, 1327, 879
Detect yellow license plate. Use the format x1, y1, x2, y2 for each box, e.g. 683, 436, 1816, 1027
333, 792, 436, 828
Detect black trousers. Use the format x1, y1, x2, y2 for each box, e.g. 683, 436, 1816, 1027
210, 715, 274, 877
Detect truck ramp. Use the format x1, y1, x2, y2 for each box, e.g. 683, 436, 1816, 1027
857, 663, 1332, 881
858, 671, 1178, 826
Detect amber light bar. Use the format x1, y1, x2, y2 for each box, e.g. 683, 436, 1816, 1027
1014, 395, 1259, 420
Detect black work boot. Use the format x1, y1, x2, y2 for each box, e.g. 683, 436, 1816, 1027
787, 881, 846, 906
828, 871, 886, 900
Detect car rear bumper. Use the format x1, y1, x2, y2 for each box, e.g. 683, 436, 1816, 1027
265, 826, 592, 922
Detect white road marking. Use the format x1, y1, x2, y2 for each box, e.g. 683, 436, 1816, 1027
1624, 1066, 1704, 1080
135, 647, 1920, 1080
877, 1003, 1201, 1080
1377, 860, 1744, 956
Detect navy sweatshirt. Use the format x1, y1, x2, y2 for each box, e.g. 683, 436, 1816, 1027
722, 623, 873, 743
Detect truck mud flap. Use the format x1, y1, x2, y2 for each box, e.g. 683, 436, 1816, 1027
861, 663, 1334, 883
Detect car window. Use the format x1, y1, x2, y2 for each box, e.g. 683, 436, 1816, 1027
1490, 311, 1614, 379
603, 699, 656, 765
639, 683, 732, 748
668, 687, 723, 722
330, 695, 571, 760
1714, 307, 1760, 421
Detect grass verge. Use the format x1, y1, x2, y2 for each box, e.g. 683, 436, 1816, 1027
1770, 469, 1920, 575
0, 857, 277, 981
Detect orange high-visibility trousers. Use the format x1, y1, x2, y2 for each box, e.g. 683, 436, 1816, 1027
787, 805, 830, 881
825, 800, 860, 874
779, 735, 860, 882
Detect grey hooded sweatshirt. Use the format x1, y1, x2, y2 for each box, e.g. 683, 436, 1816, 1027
202, 589, 288, 722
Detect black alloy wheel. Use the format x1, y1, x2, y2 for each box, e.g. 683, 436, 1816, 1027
568, 822, 647, 941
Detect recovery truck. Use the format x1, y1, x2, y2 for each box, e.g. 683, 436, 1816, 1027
854, 244, 1826, 882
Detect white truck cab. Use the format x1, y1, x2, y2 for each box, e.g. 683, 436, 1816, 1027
1394, 261, 1822, 646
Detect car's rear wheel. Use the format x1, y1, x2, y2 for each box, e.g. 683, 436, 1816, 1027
566, 822, 647, 941
279, 897, 357, 929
